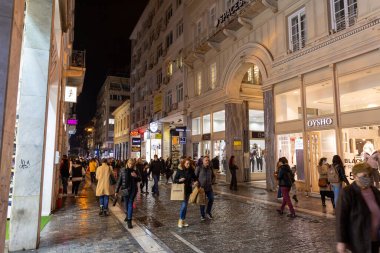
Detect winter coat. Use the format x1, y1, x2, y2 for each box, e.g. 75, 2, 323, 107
70, 164, 85, 182
174, 166, 196, 197
150, 160, 162, 176
336, 182, 380, 253
278, 164, 293, 188
115, 167, 141, 197
318, 164, 331, 191
229, 164, 238, 176
60, 159, 70, 178
89, 161, 97, 173
332, 163, 350, 186
195, 165, 214, 192
95, 163, 113, 196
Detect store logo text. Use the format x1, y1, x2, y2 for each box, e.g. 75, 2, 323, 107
216, 0, 247, 27
307, 118, 333, 127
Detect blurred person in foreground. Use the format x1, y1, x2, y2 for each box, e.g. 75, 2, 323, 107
336, 162, 380, 253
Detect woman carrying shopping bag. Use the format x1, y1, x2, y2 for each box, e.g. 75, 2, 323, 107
173, 158, 196, 228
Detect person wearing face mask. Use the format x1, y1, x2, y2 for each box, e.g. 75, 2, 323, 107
336, 162, 380, 253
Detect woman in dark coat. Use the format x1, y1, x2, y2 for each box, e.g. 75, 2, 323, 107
276, 157, 296, 218
115, 159, 141, 229
174, 158, 196, 228
229, 156, 238, 191
336, 162, 380, 253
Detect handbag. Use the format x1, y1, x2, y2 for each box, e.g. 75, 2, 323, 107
120, 188, 129, 196
170, 183, 185, 201
318, 178, 328, 187
188, 186, 199, 204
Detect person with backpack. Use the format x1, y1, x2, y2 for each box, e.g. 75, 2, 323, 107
70, 159, 86, 197
318, 157, 335, 208
276, 157, 296, 218
329, 155, 350, 207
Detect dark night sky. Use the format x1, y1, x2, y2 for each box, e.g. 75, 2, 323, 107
73, 0, 149, 128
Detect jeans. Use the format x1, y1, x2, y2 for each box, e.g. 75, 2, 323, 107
332, 183, 342, 207
72, 181, 81, 195
62, 177, 68, 194
90, 172, 96, 183
179, 197, 189, 220
277, 187, 282, 198
280, 187, 295, 214
153, 174, 159, 194
200, 191, 214, 217
123, 194, 135, 220
99, 195, 109, 209
257, 157, 263, 171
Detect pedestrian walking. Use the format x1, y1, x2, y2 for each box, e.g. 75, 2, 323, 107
318, 157, 335, 208
59, 155, 70, 196
195, 156, 215, 220
88, 158, 97, 183
70, 159, 86, 197
140, 162, 149, 194
274, 161, 282, 199
115, 159, 141, 229
96, 158, 114, 216
150, 155, 162, 196
229, 156, 238, 191
329, 155, 350, 207
276, 157, 296, 218
165, 157, 174, 184
362, 141, 380, 188
174, 158, 196, 228
290, 166, 298, 203
336, 162, 380, 253
136, 158, 144, 192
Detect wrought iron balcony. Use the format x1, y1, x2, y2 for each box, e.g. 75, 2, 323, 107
71, 50, 86, 68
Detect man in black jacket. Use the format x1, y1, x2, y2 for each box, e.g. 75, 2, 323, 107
59, 155, 70, 196
150, 155, 162, 196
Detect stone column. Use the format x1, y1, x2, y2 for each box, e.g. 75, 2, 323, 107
0, 0, 25, 251
9, 0, 53, 251
264, 90, 276, 191
225, 102, 249, 183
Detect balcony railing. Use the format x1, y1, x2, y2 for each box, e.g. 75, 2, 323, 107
71, 50, 86, 68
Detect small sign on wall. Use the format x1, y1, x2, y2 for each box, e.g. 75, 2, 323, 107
64, 86, 77, 103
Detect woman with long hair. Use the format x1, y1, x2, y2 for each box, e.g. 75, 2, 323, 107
115, 159, 141, 229
174, 158, 196, 228
229, 156, 239, 191
276, 157, 296, 218
318, 157, 335, 208
331, 155, 350, 207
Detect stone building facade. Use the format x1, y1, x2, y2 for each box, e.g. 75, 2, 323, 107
112, 100, 131, 161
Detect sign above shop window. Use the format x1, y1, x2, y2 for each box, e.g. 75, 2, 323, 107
307, 117, 333, 128
64, 86, 77, 103
67, 119, 78, 125
180, 137, 186, 144
202, 133, 211, 140
132, 138, 141, 145
150, 122, 159, 133
252, 131, 265, 139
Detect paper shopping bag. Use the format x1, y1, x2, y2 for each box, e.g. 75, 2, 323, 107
170, 183, 185, 201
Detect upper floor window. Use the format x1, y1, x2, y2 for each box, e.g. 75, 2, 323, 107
210, 63, 217, 89
166, 90, 173, 111
166, 5, 173, 24
166, 31, 173, 49
288, 7, 306, 52
242, 64, 262, 85
210, 5, 216, 27
176, 0, 182, 8
197, 72, 202, 95
330, 0, 357, 32
156, 68, 163, 85
177, 83, 184, 102
176, 19, 183, 38
157, 44, 163, 59
167, 62, 173, 77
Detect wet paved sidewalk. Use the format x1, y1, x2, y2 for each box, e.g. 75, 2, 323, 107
130, 178, 336, 253
19, 180, 144, 253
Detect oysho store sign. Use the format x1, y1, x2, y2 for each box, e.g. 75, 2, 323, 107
216, 0, 247, 27
307, 117, 333, 128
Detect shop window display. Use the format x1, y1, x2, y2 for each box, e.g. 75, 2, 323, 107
193, 142, 200, 160
203, 114, 211, 134
203, 141, 211, 156
305, 80, 334, 117
342, 125, 380, 181
277, 133, 304, 180
275, 89, 302, 122
213, 110, 225, 132
192, 117, 201, 135
339, 66, 380, 112
213, 140, 226, 173
249, 140, 265, 173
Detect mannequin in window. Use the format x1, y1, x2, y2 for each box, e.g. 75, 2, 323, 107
250, 144, 257, 172
256, 145, 263, 172
362, 141, 380, 188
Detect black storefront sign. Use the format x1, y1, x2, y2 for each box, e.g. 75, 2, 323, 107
252, 131, 265, 139
132, 138, 141, 145
202, 133, 211, 141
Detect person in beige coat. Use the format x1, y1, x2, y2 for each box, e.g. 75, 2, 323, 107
318, 157, 335, 208
96, 159, 113, 216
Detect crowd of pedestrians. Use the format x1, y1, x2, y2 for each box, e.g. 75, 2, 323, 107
59, 150, 380, 252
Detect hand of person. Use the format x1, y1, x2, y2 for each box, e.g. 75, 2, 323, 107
115, 193, 118, 197
193, 181, 199, 187
336, 242, 346, 253
179, 178, 185, 182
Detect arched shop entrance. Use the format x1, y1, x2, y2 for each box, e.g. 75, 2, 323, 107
221, 43, 276, 190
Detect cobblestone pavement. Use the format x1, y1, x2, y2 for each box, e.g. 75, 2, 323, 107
20, 181, 144, 253
131, 178, 336, 253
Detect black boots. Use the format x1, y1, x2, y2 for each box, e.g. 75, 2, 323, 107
127, 219, 133, 229
99, 206, 104, 216
292, 195, 298, 203
103, 209, 109, 216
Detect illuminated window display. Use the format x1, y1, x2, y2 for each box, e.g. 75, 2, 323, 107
275, 89, 302, 122
213, 140, 226, 173
277, 133, 304, 181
